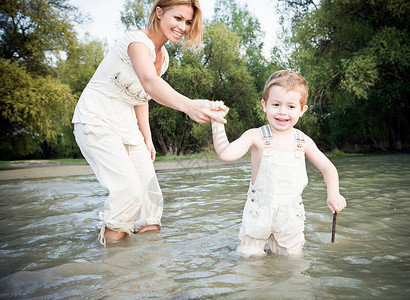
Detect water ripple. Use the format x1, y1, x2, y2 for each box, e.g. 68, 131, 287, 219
0, 154, 409, 298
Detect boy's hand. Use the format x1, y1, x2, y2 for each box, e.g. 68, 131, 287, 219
327, 193, 347, 214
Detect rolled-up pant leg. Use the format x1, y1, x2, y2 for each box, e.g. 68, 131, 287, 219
237, 234, 267, 258
127, 141, 163, 232
74, 123, 163, 245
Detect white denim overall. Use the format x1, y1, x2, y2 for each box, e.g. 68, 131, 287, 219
237, 125, 308, 257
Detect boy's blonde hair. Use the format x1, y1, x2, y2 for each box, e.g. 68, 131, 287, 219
148, 0, 202, 49
262, 70, 309, 106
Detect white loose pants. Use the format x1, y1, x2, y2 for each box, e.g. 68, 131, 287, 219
74, 123, 163, 245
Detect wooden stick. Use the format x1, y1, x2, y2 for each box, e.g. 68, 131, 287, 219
331, 213, 337, 243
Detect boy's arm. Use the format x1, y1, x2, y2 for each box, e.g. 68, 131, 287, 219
211, 118, 255, 162
134, 103, 156, 161
305, 137, 347, 214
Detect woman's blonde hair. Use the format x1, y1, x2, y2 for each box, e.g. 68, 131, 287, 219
148, 0, 202, 49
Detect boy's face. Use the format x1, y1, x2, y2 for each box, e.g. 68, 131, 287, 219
261, 85, 308, 132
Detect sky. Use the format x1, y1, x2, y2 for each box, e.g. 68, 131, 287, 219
69, 0, 278, 57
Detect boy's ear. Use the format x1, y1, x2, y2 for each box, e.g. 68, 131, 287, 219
261, 99, 267, 112
300, 105, 308, 117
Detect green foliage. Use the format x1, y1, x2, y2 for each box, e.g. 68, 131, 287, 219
55, 36, 106, 159
214, 0, 263, 51
150, 46, 215, 155
213, 0, 278, 93
58, 37, 107, 96
0, 0, 82, 159
329, 149, 347, 157
142, 0, 283, 155
120, 0, 154, 30
280, 0, 410, 152
4, 0, 407, 159
197, 23, 262, 148
0, 59, 76, 158
148, 22, 263, 155
0, 0, 78, 75
341, 55, 378, 99
201, 23, 260, 123
167, 62, 214, 99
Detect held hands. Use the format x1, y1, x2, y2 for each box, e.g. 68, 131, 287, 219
327, 193, 347, 214
186, 99, 228, 124
211, 101, 229, 124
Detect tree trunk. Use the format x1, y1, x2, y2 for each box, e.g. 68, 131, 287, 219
152, 126, 168, 156
395, 119, 402, 151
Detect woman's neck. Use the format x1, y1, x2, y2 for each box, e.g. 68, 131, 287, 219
143, 28, 167, 51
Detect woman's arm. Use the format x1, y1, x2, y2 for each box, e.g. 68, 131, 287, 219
128, 42, 225, 124
135, 103, 156, 161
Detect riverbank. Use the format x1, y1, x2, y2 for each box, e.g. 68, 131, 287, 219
0, 158, 232, 181
0, 150, 362, 181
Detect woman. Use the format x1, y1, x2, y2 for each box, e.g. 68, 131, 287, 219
72, 0, 226, 246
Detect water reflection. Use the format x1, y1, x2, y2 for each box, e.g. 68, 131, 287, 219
0, 154, 409, 298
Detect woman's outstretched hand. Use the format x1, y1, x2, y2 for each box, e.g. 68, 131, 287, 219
185, 99, 228, 124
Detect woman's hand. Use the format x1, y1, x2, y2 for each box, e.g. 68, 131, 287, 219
144, 138, 156, 162
185, 99, 228, 124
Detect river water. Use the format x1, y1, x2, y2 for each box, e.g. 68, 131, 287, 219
0, 154, 409, 299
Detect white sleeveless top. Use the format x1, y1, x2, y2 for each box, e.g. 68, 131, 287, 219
72, 31, 169, 145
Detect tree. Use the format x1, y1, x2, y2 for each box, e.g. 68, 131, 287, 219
59, 37, 107, 97
0, 0, 78, 75
0, 0, 81, 159
190, 22, 262, 150
53, 38, 107, 158
0, 59, 77, 159
147, 23, 262, 155
278, 0, 410, 151
120, 0, 154, 30
213, 0, 276, 93
151, 45, 215, 155
119, 1, 263, 155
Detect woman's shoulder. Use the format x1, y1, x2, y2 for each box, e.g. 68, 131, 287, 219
117, 30, 156, 62
123, 30, 154, 48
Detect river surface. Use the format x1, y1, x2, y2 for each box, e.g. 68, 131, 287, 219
0, 154, 409, 299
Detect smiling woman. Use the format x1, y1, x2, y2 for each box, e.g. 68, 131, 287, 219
71, 0, 227, 246
147, 0, 202, 48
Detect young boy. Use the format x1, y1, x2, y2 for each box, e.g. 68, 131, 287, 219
211, 70, 347, 257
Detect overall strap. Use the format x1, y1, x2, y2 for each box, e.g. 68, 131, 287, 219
259, 124, 272, 138
259, 125, 273, 148
295, 129, 306, 152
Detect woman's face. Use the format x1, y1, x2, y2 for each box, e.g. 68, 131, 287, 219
156, 5, 194, 43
